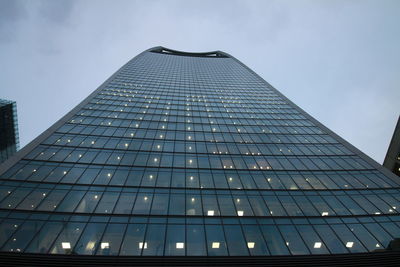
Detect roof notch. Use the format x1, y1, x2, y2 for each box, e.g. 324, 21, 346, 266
150, 47, 228, 58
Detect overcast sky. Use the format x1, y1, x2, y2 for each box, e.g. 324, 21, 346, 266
0, 0, 399, 164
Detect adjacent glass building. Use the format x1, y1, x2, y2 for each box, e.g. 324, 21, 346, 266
384, 116, 400, 177
0, 99, 19, 164
0, 47, 399, 265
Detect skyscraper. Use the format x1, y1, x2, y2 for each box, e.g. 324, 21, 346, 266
384, 116, 400, 176
0, 47, 399, 265
0, 99, 19, 164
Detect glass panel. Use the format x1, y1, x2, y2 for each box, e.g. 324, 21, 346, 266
242, 224, 269, 255
348, 224, 382, 251
313, 224, 347, 254
205, 225, 228, 256
2, 220, 44, 252
365, 223, 394, 248
56, 190, 85, 212
132, 193, 152, 214
292, 196, 319, 216
186, 225, 206, 256
260, 225, 289, 255
74, 223, 107, 255
0, 187, 32, 209
186, 194, 202, 215
323, 195, 351, 215
142, 224, 166, 256
263, 196, 286, 216
248, 196, 270, 216
119, 224, 146, 256
0, 219, 23, 248
17, 189, 49, 210
151, 194, 169, 215
75, 191, 102, 213
96, 223, 126, 255
296, 225, 329, 254
218, 195, 236, 216
169, 194, 185, 215
50, 222, 86, 254
94, 192, 119, 214
113, 192, 136, 214
37, 190, 67, 211
307, 196, 334, 216
339, 195, 365, 215
330, 224, 366, 253
224, 225, 249, 256
26, 221, 63, 253
202, 195, 220, 216
233, 195, 254, 216
280, 196, 303, 216
165, 224, 185, 256
279, 225, 309, 255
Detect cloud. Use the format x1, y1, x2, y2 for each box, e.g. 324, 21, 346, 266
0, 0, 26, 42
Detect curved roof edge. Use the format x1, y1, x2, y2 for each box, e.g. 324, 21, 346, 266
148, 46, 230, 58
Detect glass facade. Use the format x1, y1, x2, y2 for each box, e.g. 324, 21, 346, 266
0, 47, 399, 257
0, 99, 19, 164
383, 116, 400, 177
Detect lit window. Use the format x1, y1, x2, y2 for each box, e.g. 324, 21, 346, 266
207, 210, 214, 216
237, 211, 244, 216
247, 242, 255, 249
211, 242, 220, 249
101, 242, 109, 249
176, 242, 184, 249
139, 242, 147, 249
314, 242, 322, 248
61, 242, 71, 249
346, 242, 354, 248
321, 212, 329, 216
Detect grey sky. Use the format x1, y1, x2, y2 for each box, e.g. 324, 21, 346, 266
0, 0, 399, 163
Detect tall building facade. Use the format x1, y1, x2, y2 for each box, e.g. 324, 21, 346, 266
0, 99, 19, 163
0, 47, 399, 265
384, 116, 400, 176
